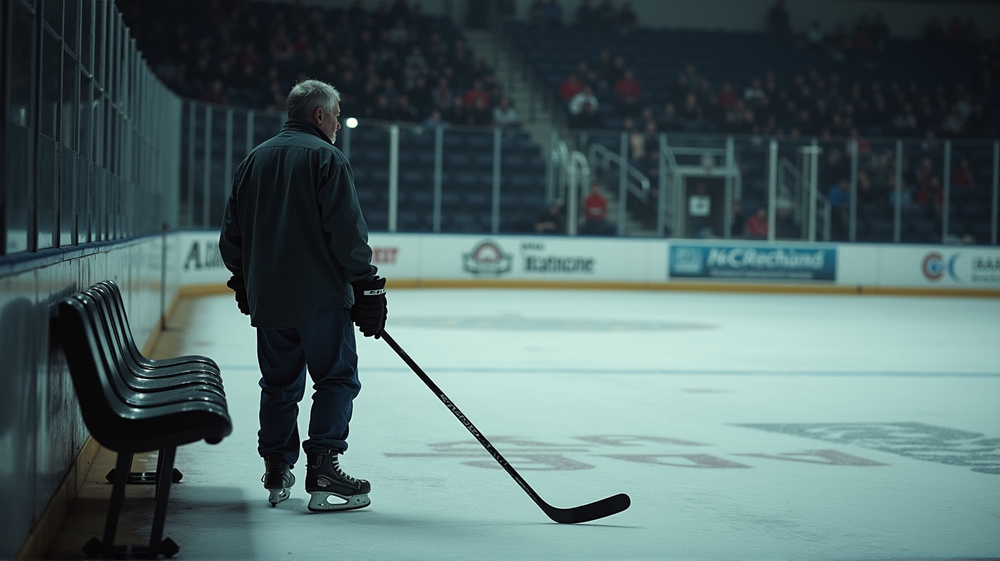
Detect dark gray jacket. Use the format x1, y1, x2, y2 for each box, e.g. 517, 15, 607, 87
219, 119, 376, 328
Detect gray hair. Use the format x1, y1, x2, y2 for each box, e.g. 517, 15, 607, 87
286, 80, 341, 121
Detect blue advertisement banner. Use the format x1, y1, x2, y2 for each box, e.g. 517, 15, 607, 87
670, 244, 837, 281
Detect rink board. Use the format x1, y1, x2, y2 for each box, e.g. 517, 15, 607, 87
177, 230, 1000, 295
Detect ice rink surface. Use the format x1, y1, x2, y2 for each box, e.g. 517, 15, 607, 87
150, 289, 999, 559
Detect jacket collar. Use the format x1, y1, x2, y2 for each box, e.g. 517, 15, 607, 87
282, 119, 332, 144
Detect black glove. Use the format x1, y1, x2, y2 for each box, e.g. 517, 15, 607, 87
351, 277, 387, 338
226, 275, 250, 315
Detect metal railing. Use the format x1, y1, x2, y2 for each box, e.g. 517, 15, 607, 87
178, 98, 1000, 246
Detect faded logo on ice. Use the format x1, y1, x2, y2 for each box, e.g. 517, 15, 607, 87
737, 422, 1000, 475
385, 435, 887, 471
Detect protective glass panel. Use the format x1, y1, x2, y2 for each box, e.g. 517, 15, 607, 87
40, 29, 61, 140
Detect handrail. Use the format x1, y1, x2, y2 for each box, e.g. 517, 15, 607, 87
551, 140, 591, 235
586, 143, 651, 202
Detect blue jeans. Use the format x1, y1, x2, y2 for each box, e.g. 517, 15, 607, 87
256, 307, 360, 467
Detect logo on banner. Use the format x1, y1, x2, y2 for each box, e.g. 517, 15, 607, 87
671, 246, 706, 275
183, 238, 225, 271
921, 252, 947, 281
921, 251, 1000, 285
520, 241, 595, 274
372, 247, 399, 264
670, 244, 836, 281
463, 239, 512, 277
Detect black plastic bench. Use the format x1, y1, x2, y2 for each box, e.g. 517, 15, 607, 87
54, 281, 232, 559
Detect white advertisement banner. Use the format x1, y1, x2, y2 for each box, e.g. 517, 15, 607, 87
179, 229, 998, 293
178, 231, 230, 286
369, 234, 669, 283
877, 246, 1000, 288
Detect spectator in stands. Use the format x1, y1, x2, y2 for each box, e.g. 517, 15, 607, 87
394, 95, 420, 122
942, 104, 967, 137
464, 79, 491, 109
575, 0, 598, 31
892, 102, 919, 134
431, 77, 453, 112
767, 0, 791, 38
568, 85, 600, 128
423, 108, 450, 129
592, 48, 616, 91
492, 96, 520, 128
622, 117, 644, 159
923, 17, 945, 46
806, 20, 824, 50
559, 73, 585, 102
535, 203, 566, 234
581, 183, 614, 235
965, 103, 990, 137
916, 175, 944, 208
946, 17, 967, 47
852, 15, 874, 52
680, 92, 704, 130
718, 82, 739, 111
470, 96, 494, 126
856, 171, 881, 206
952, 157, 976, 189
826, 23, 851, 61
368, 94, 395, 121
596, 0, 618, 29
657, 102, 681, 132
846, 127, 871, 156
617, 2, 638, 34
828, 178, 852, 239
743, 78, 768, 108
545, 0, 565, 29
407, 75, 434, 115
914, 156, 936, 193
746, 207, 769, 239
573, 100, 603, 130
730, 201, 745, 238
871, 14, 891, 50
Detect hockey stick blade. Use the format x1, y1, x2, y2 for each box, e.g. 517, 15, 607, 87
542, 493, 631, 524
381, 330, 631, 524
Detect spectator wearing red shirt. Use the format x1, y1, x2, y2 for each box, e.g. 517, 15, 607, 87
613, 68, 642, 117
559, 73, 584, 102
951, 157, 976, 189
746, 207, 769, 239
717, 82, 739, 110
581, 183, 614, 235
916, 175, 944, 207
463, 79, 491, 109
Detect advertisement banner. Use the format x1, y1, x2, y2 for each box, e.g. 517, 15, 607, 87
368, 234, 669, 283
178, 231, 230, 286
670, 243, 837, 281
878, 246, 1000, 288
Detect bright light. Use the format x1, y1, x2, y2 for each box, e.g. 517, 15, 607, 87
345, 117, 358, 129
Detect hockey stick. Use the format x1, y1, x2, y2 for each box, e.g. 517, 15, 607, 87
381, 330, 631, 524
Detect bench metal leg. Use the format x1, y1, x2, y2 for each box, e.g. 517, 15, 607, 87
82, 452, 134, 558
148, 447, 179, 556
82, 449, 180, 559
105, 467, 183, 485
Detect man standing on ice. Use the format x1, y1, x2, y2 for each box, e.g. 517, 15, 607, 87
220, 79, 386, 512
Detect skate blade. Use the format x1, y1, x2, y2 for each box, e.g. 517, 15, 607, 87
307, 491, 371, 512
268, 488, 290, 506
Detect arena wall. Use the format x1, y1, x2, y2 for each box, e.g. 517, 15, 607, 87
179, 230, 1000, 296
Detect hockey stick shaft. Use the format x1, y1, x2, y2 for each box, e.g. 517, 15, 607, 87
381, 330, 630, 524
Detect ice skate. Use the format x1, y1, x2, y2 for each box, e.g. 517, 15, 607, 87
262, 453, 295, 506
305, 451, 371, 512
